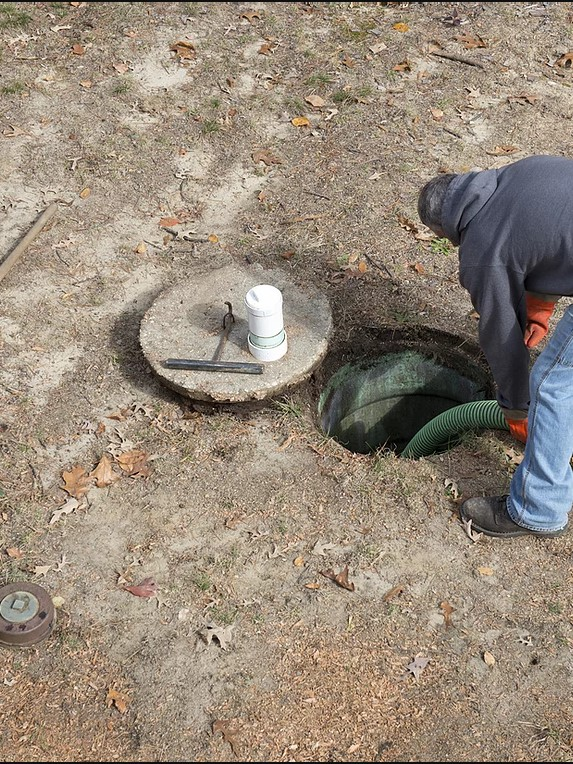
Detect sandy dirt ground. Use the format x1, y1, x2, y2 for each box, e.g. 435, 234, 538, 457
2, 2, 573, 762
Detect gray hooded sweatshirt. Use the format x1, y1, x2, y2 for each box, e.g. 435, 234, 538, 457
441, 154, 573, 414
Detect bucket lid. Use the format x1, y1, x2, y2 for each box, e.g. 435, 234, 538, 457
244, 284, 283, 316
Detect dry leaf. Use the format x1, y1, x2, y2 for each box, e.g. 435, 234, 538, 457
293, 556, 305, 567
320, 564, 355, 591
456, 33, 486, 48
115, 449, 151, 478
252, 148, 282, 165
393, 60, 411, 72
291, 116, 310, 127
483, 650, 496, 666
411, 262, 425, 275
79, 187, 91, 199
240, 11, 261, 23
123, 576, 157, 598
79, 80, 92, 89
134, 241, 147, 254
477, 566, 494, 576
430, 107, 444, 121
90, 453, 120, 488
406, 656, 430, 681
34, 564, 51, 577
50, 497, 81, 525
392, 22, 409, 32
113, 62, 129, 74
106, 688, 130, 714
170, 40, 195, 60
369, 41, 388, 54
462, 516, 483, 542
440, 600, 455, 629
341, 54, 354, 67
305, 94, 325, 108
71, 43, 85, 55
208, 233, 219, 243
6, 547, 23, 559
304, 582, 320, 590
486, 145, 520, 156
62, 465, 92, 498
382, 584, 404, 602
204, 623, 234, 650
213, 719, 240, 756
258, 43, 274, 55
556, 52, 573, 68
159, 216, 180, 228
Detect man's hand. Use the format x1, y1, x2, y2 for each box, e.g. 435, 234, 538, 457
506, 417, 528, 444
524, 294, 556, 348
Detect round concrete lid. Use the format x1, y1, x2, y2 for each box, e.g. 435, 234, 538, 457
140, 264, 333, 403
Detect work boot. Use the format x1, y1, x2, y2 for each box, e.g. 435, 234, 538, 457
460, 495, 566, 538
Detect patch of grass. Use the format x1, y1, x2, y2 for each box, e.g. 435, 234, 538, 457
200, 119, 220, 135
273, 396, 305, 421
112, 79, 132, 95
0, 3, 32, 28
1, 80, 27, 95
332, 89, 353, 105
305, 71, 334, 87
209, 605, 237, 625
430, 237, 452, 256
192, 572, 212, 591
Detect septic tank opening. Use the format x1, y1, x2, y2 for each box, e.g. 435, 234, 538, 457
318, 348, 492, 456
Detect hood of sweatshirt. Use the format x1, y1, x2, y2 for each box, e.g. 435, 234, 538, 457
441, 169, 498, 245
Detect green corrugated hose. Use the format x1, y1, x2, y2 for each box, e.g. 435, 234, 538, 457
401, 399, 509, 459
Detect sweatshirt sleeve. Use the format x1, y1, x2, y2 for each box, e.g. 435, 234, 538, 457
459, 265, 530, 412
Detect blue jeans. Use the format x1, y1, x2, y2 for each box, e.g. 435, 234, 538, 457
508, 304, 573, 532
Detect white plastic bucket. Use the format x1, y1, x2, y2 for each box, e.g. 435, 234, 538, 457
244, 284, 287, 362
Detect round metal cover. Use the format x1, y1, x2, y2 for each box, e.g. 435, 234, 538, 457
0, 582, 56, 648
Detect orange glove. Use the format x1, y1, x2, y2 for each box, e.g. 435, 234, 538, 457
506, 417, 528, 444
524, 294, 556, 348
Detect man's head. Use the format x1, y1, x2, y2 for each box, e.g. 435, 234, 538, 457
417, 173, 457, 239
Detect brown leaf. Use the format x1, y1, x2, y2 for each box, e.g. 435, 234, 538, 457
115, 449, 151, 478
507, 93, 538, 105
113, 62, 130, 74
159, 216, 180, 228
252, 148, 282, 166
62, 465, 92, 498
382, 584, 404, 602
440, 600, 455, 629
6, 547, 23, 559
170, 40, 195, 60
320, 564, 355, 591
305, 94, 325, 108
258, 42, 274, 55
486, 145, 519, 156
106, 688, 130, 714
123, 576, 157, 598
556, 52, 573, 68
393, 60, 411, 72
240, 11, 262, 23
397, 214, 419, 233
79, 187, 91, 199
304, 582, 320, 590
456, 33, 486, 48
90, 453, 120, 488
71, 43, 85, 55
213, 719, 240, 757
392, 22, 409, 32
411, 262, 426, 275
341, 54, 354, 68
291, 116, 310, 127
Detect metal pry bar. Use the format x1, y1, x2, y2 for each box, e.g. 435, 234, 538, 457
163, 359, 264, 374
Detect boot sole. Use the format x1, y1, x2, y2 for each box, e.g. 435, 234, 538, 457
460, 511, 566, 538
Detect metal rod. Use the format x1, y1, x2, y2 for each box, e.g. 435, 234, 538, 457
163, 358, 264, 374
